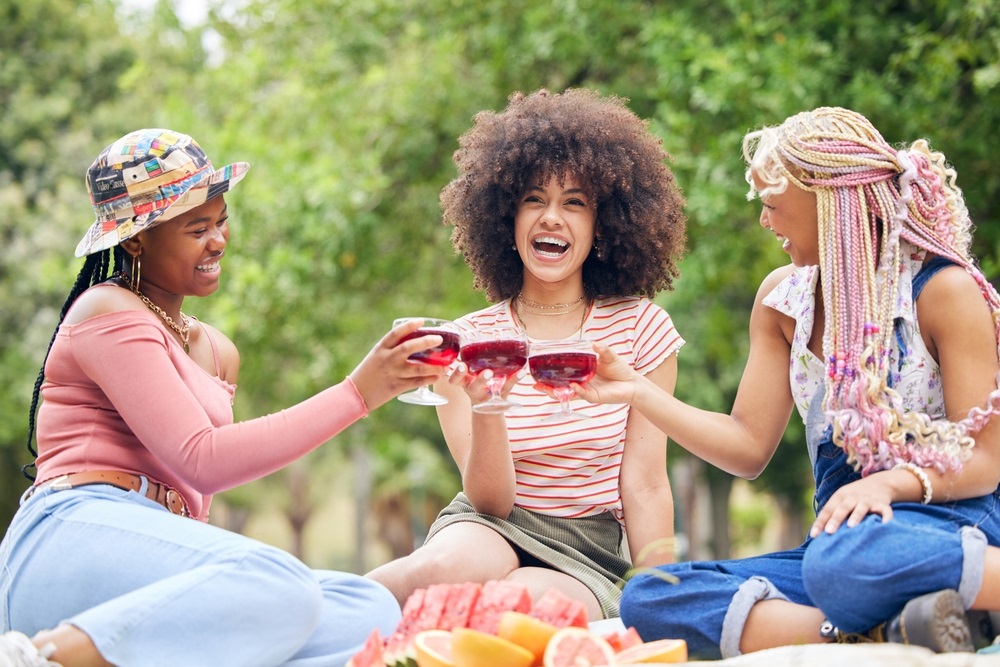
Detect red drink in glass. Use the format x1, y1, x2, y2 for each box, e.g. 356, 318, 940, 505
401, 329, 460, 366
527, 339, 597, 421
459, 327, 528, 413
393, 317, 459, 406
460, 339, 528, 376
528, 351, 597, 389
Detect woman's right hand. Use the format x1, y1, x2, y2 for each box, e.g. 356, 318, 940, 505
570, 342, 640, 404
348, 319, 449, 411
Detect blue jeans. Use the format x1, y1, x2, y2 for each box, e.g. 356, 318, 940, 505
0, 482, 400, 667
620, 434, 999, 659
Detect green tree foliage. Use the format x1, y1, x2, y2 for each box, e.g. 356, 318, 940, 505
0, 0, 139, 523
2, 0, 998, 564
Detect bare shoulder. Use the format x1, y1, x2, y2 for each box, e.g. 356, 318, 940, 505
918, 262, 982, 296
917, 262, 994, 348
748, 264, 799, 348
198, 320, 240, 382
63, 282, 144, 325
755, 264, 797, 302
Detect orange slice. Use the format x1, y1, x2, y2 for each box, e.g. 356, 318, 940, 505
615, 638, 687, 664
451, 627, 535, 667
497, 611, 559, 666
414, 629, 456, 667
542, 626, 617, 667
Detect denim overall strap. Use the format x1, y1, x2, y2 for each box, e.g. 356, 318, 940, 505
813, 256, 956, 512
894, 255, 956, 367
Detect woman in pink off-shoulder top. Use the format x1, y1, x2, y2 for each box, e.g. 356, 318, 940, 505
0, 129, 448, 667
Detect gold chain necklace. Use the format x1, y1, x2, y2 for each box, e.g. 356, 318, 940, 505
515, 293, 585, 316
512, 297, 589, 338
119, 273, 191, 353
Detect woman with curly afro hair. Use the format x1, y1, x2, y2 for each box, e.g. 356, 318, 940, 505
367, 88, 688, 621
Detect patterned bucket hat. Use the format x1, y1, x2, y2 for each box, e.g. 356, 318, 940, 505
75, 128, 250, 257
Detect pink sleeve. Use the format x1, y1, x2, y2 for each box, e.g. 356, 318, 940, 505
68, 315, 368, 493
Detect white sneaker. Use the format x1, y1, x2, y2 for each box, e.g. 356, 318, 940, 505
0, 632, 60, 667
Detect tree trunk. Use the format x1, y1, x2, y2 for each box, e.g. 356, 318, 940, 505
285, 463, 314, 561
352, 437, 372, 574
706, 466, 734, 560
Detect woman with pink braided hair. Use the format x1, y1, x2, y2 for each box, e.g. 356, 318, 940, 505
568, 107, 1000, 658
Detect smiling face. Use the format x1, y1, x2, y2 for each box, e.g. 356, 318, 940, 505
125, 195, 231, 300
513, 173, 597, 293
752, 169, 819, 267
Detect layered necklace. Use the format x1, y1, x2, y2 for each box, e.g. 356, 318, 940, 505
512, 292, 589, 337
119, 272, 192, 353
515, 293, 585, 316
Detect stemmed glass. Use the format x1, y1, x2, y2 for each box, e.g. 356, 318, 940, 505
459, 326, 528, 414
394, 318, 461, 406
528, 339, 598, 421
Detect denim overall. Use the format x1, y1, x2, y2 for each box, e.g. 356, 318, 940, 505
620, 258, 1000, 659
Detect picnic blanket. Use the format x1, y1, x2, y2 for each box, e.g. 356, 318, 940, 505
669, 643, 998, 665
587, 618, 999, 665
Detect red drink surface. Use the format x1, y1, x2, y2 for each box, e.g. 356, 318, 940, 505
401, 329, 460, 366
460, 339, 528, 376
529, 352, 597, 387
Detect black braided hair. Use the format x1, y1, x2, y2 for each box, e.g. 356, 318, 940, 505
22, 247, 126, 480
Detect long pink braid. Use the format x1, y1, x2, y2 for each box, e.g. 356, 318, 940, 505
743, 107, 1000, 475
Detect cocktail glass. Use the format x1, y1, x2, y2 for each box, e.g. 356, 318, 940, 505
528, 339, 598, 421
394, 318, 460, 406
459, 326, 528, 414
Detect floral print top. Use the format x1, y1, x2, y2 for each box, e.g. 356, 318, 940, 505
761, 244, 945, 426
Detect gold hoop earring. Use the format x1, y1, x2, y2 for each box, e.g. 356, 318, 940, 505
130, 253, 142, 294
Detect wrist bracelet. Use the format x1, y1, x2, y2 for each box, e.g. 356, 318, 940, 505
893, 462, 933, 504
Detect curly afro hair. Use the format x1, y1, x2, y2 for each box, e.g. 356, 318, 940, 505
441, 88, 686, 303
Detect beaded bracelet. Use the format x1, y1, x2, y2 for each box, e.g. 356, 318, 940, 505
893, 462, 933, 505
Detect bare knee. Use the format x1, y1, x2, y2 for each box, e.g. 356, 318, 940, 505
367, 524, 519, 604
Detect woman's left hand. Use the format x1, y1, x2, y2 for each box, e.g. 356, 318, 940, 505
809, 473, 897, 537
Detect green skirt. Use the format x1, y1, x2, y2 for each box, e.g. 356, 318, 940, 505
424, 492, 630, 618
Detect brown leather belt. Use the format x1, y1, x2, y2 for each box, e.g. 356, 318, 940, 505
40, 470, 190, 517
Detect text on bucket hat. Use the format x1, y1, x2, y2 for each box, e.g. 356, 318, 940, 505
75, 128, 250, 257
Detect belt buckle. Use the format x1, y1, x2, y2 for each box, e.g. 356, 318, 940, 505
164, 488, 190, 517
48, 475, 72, 491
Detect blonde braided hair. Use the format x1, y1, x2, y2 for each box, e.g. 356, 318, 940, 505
742, 107, 1000, 474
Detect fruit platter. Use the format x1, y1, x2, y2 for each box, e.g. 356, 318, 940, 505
347, 580, 688, 667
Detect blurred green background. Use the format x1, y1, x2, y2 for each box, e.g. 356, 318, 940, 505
3, 0, 999, 572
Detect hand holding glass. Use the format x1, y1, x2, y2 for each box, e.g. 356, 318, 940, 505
528, 339, 598, 421
459, 326, 528, 414
394, 318, 460, 406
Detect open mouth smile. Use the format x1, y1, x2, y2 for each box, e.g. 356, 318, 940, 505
532, 236, 569, 258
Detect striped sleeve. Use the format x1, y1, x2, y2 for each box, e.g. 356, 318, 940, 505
632, 299, 684, 375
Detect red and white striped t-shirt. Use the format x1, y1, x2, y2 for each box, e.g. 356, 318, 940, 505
457, 296, 684, 523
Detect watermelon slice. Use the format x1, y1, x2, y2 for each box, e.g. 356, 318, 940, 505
383, 587, 425, 667
345, 628, 384, 667
399, 583, 452, 665
467, 580, 533, 635
411, 583, 451, 632
437, 581, 482, 630
528, 588, 588, 628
